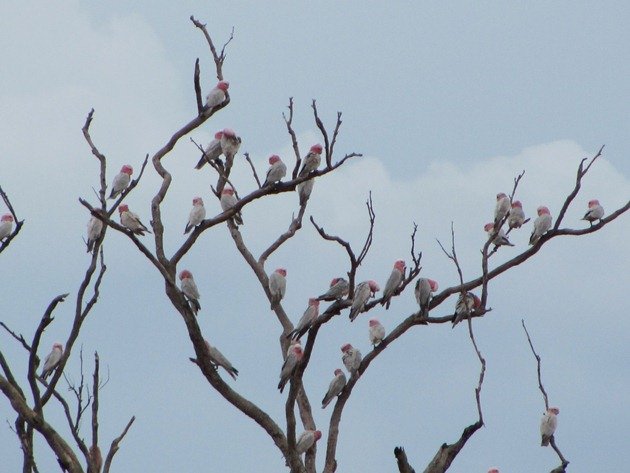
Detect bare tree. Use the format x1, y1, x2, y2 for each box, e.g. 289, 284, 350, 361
1, 16, 628, 473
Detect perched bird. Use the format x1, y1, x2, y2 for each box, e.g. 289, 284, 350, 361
263, 155, 287, 187
86, 216, 103, 252
220, 187, 243, 225
484, 223, 514, 247
508, 200, 526, 229
269, 268, 287, 309
298, 144, 324, 177
278, 344, 304, 393
184, 197, 206, 234
415, 278, 438, 315
317, 277, 350, 301
452, 292, 481, 328
582, 199, 604, 225
179, 270, 201, 315
297, 178, 315, 206
205, 80, 229, 111
381, 260, 406, 309
494, 192, 511, 222
540, 407, 559, 446
118, 204, 151, 235
0, 214, 15, 240
108, 165, 133, 199
296, 430, 322, 455
288, 298, 319, 340
204, 340, 239, 380
321, 369, 346, 409
349, 280, 380, 321
41, 342, 63, 379
368, 318, 386, 346
220, 128, 241, 175
194, 131, 224, 169
529, 206, 552, 245
341, 343, 362, 374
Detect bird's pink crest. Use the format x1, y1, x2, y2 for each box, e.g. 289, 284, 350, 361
428, 279, 439, 291
275, 268, 287, 277
369, 318, 380, 327
537, 206, 550, 216
293, 346, 304, 358
192, 197, 203, 205
1, 214, 14, 222
310, 144, 323, 154
472, 293, 481, 308
394, 260, 406, 271
588, 199, 600, 207
488, 469, 500, 473
53, 342, 63, 350
330, 277, 340, 286
511, 200, 522, 208
483, 223, 494, 232
268, 154, 280, 164
549, 407, 560, 415
334, 368, 343, 376
340, 343, 353, 353
222, 187, 234, 196
313, 430, 322, 441
368, 280, 380, 292
496, 192, 507, 200
216, 81, 230, 91
222, 128, 236, 137
179, 270, 193, 280
308, 298, 320, 307
214, 131, 224, 139
118, 204, 129, 213
121, 165, 133, 175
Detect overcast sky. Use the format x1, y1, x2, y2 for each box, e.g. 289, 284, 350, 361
1, 2, 629, 472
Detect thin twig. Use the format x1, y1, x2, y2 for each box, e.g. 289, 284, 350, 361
103, 416, 136, 473
244, 152, 262, 189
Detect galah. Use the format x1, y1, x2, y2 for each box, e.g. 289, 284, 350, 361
296, 430, 322, 455
287, 338, 301, 357
278, 344, 304, 393
205, 80, 229, 111
529, 206, 552, 245
204, 340, 239, 380
582, 199, 604, 225
179, 270, 201, 315
508, 200, 526, 229
494, 192, 511, 222
269, 268, 287, 309
540, 407, 559, 446
298, 144, 323, 178
368, 318, 386, 346
381, 260, 406, 309
118, 204, 151, 235
452, 292, 481, 328
317, 277, 350, 301
220, 128, 241, 175
41, 342, 63, 379
288, 298, 319, 340
349, 280, 380, 321
484, 223, 514, 247
220, 187, 243, 225
415, 278, 438, 314
0, 214, 15, 240
341, 343, 362, 374
108, 165, 133, 199
263, 155, 287, 187
297, 178, 315, 206
86, 216, 103, 252
321, 369, 346, 409
184, 197, 206, 234
194, 131, 224, 169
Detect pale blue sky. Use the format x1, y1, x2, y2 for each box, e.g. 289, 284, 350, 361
1, 2, 629, 472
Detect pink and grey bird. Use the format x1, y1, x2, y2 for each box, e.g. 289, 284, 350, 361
86, 216, 103, 252
269, 268, 287, 309
204, 340, 238, 380
540, 407, 559, 446
179, 270, 201, 315
494, 192, 511, 222
108, 165, 133, 199
529, 206, 552, 245
297, 178, 315, 206
298, 144, 323, 177
205, 80, 229, 111
287, 338, 301, 357
220, 128, 241, 175
317, 277, 349, 301
0, 214, 15, 240
381, 260, 406, 309
296, 430, 322, 455
415, 278, 438, 315
484, 223, 514, 247
321, 369, 346, 409
349, 280, 380, 321
118, 204, 151, 235
341, 343, 362, 374
41, 342, 63, 379
508, 200, 526, 229
194, 131, 224, 169
184, 197, 206, 234
220, 187, 243, 225
288, 298, 319, 340
278, 344, 304, 393
452, 292, 481, 328
368, 318, 386, 346
263, 155, 287, 187
582, 199, 604, 225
